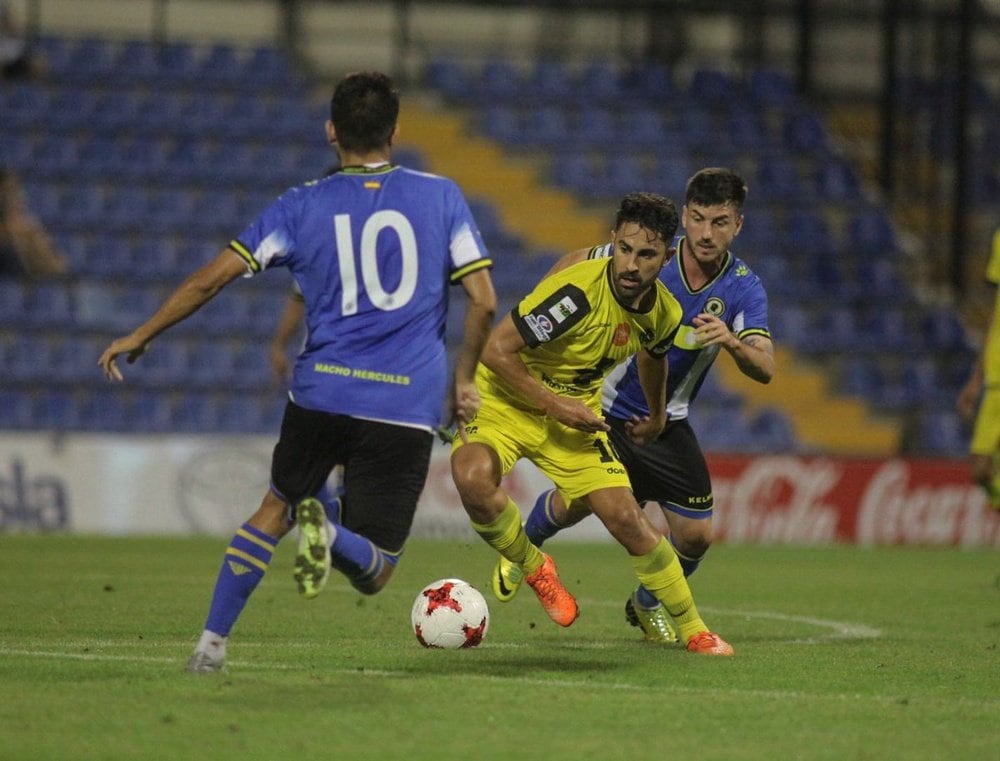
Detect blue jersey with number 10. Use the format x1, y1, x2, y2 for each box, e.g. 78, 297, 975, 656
230, 165, 492, 431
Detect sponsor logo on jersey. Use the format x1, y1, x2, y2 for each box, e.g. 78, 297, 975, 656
525, 313, 554, 341
734, 263, 749, 277
549, 295, 579, 323
612, 323, 631, 346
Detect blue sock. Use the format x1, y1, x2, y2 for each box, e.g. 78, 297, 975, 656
524, 489, 563, 546
635, 584, 660, 609
317, 484, 342, 525
204, 523, 277, 636
634, 537, 705, 609
669, 534, 703, 577
330, 525, 391, 586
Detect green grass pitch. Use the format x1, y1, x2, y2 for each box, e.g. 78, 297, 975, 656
1, 535, 997, 760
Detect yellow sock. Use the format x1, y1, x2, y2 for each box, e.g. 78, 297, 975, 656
471, 498, 545, 574
631, 536, 708, 644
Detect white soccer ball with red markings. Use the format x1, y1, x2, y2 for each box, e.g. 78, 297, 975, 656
411, 578, 490, 649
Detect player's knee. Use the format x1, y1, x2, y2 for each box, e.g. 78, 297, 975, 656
676, 532, 712, 559
603, 505, 657, 552
450, 445, 500, 503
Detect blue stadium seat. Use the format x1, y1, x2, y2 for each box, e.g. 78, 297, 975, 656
425, 58, 474, 101
197, 43, 245, 89
23, 284, 74, 327
133, 90, 184, 135
783, 110, 829, 154
34, 389, 81, 431
620, 106, 665, 149
627, 61, 677, 100
0, 389, 35, 430
245, 46, 299, 90
919, 411, 969, 455
3, 84, 50, 130
478, 104, 522, 144
727, 111, 771, 153
173, 393, 221, 431
528, 59, 573, 101
549, 154, 600, 197
132, 390, 175, 432
747, 407, 798, 452
689, 68, 737, 106
60, 37, 115, 85
578, 60, 621, 103
523, 105, 570, 148
78, 389, 129, 431
572, 109, 616, 147
217, 397, 267, 433
31, 137, 80, 180
923, 309, 968, 351
748, 67, 798, 109
479, 58, 523, 102
849, 208, 898, 252
89, 89, 142, 131
756, 158, 801, 202
786, 211, 835, 256
815, 159, 861, 201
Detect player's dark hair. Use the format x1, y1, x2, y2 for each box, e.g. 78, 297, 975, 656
329, 71, 400, 153
685, 167, 748, 212
614, 192, 679, 243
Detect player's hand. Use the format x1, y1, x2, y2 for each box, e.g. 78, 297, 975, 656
98, 334, 149, 382
545, 396, 610, 433
623, 413, 665, 445
692, 313, 737, 349
955, 380, 980, 420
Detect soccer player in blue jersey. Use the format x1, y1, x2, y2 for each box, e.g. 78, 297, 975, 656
492, 168, 774, 645
451, 191, 733, 654
98, 71, 497, 672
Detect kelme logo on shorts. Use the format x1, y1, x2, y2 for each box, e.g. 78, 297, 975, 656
612, 323, 631, 346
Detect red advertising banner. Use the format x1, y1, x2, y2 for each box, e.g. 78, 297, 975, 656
706, 455, 1000, 547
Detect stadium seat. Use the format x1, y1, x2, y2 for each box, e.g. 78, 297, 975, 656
748, 67, 798, 109
756, 158, 801, 202
425, 58, 474, 101
747, 407, 798, 452
34, 389, 81, 431
197, 43, 245, 89
528, 59, 573, 101
849, 207, 898, 253
783, 110, 829, 154
578, 60, 621, 103
0, 389, 35, 430
3, 84, 50, 130
689, 68, 737, 106
479, 58, 523, 102
919, 411, 969, 455
815, 159, 861, 202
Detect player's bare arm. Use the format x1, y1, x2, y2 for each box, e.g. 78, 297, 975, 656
481, 314, 609, 433
270, 292, 305, 386
447, 268, 498, 429
624, 349, 668, 445
691, 313, 774, 383
99, 248, 247, 381
541, 247, 590, 278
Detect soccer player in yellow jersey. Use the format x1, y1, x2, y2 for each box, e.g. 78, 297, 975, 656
450, 192, 734, 655
956, 227, 1000, 510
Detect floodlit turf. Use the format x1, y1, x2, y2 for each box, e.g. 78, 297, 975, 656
0, 535, 997, 760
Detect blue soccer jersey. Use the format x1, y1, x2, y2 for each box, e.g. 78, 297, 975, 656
230, 164, 492, 430
594, 237, 770, 421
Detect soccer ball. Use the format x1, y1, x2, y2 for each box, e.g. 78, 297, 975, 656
411, 578, 490, 649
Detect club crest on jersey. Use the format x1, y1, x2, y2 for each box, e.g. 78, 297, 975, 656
705, 297, 725, 317
612, 323, 631, 346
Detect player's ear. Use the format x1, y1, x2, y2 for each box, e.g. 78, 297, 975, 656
325, 120, 337, 145
665, 245, 678, 262
733, 214, 744, 236
389, 124, 399, 146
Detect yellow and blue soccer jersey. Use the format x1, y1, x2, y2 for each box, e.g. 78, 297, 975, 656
594, 237, 771, 421
983, 228, 1000, 388
230, 164, 491, 430
477, 257, 683, 414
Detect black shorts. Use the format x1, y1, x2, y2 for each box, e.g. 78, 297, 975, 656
607, 416, 713, 518
271, 399, 433, 553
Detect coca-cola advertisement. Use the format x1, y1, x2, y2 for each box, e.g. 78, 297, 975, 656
708, 455, 1000, 547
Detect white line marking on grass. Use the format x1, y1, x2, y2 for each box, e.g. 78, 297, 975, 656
7, 647, 996, 709
701, 607, 883, 643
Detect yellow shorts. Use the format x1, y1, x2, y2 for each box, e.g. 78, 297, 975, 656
970, 386, 1000, 456
453, 392, 632, 502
